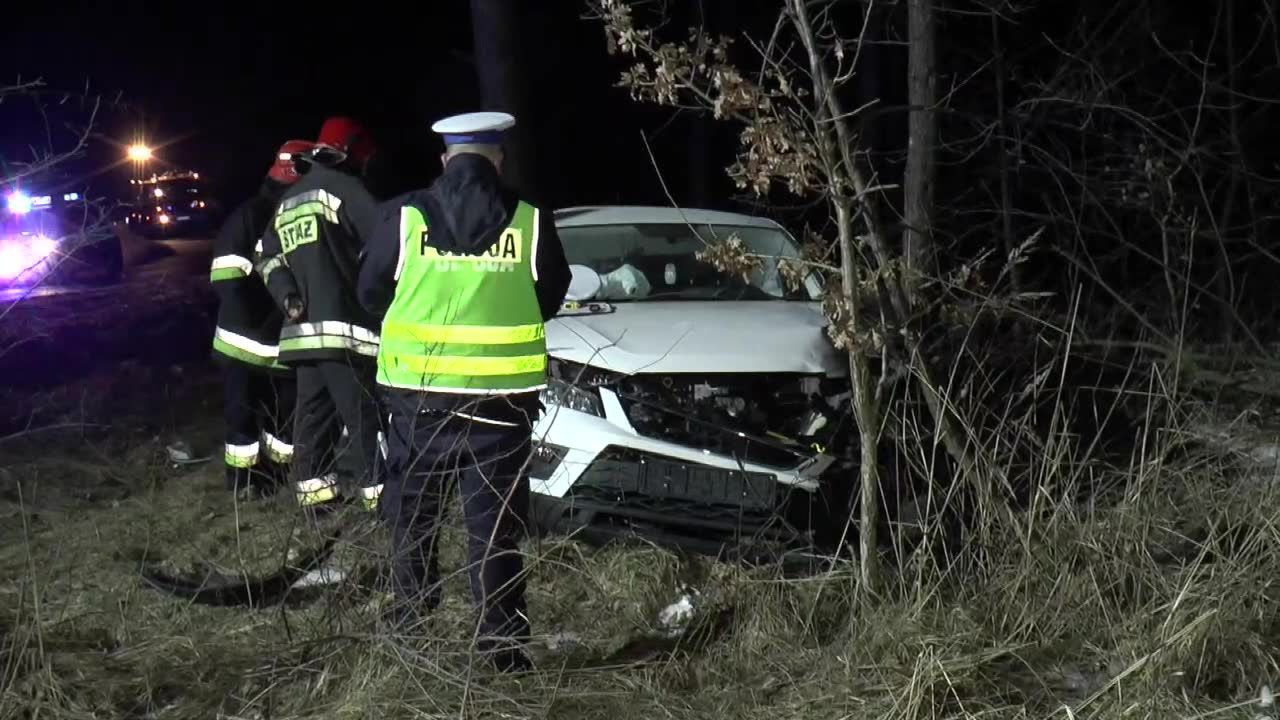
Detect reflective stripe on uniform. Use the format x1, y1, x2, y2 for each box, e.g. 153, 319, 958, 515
359, 483, 383, 510
280, 334, 379, 356
380, 321, 544, 346
280, 321, 380, 356
225, 441, 260, 468
392, 206, 410, 282
284, 321, 380, 344
262, 432, 293, 463
210, 254, 253, 282
452, 411, 520, 427
215, 327, 279, 360
212, 327, 285, 369
530, 207, 541, 281
277, 189, 342, 217
375, 380, 548, 395
295, 475, 338, 506
257, 254, 287, 280
381, 352, 546, 377
275, 201, 338, 227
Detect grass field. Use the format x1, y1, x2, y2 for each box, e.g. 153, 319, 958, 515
3, 319, 1280, 717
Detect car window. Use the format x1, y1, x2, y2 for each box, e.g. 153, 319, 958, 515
556, 222, 816, 301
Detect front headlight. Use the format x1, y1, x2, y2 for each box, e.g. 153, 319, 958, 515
541, 377, 605, 416
540, 359, 620, 418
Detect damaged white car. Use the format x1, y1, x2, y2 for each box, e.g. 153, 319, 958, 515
529, 206, 856, 554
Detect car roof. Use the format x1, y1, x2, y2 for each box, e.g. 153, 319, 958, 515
554, 205, 785, 231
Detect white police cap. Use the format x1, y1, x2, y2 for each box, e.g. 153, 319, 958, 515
431, 111, 516, 146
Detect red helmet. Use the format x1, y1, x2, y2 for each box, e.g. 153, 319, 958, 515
267, 139, 315, 184
313, 116, 376, 168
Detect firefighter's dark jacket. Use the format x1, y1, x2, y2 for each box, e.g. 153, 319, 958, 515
211, 180, 289, 373
356, 152, 571, 419
256, 163, 381, 364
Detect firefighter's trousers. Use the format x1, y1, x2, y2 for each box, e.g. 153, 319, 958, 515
291, 359, 385, 507
379, 392, 535, 654
223, 362, 295, 495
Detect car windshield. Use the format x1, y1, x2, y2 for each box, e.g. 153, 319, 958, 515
557, 222, 815, 301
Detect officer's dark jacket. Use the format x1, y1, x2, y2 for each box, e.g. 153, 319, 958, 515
256, 163, 381, 364
357, 153, 570, 322
211, 181, 289, 373
357, 152, 571, 421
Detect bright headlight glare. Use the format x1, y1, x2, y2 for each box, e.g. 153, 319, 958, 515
6, 191, 32, 215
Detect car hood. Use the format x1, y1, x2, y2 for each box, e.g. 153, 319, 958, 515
546, 301, 844, 375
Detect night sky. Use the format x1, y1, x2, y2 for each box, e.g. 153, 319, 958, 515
2, 2, 748, 213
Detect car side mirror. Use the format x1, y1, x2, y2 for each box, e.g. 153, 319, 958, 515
566, 264, 602, 301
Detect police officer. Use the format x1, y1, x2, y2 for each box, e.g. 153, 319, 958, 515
256, 117, 386, 510
357, 112, 570, 672
211, 139, 312, 498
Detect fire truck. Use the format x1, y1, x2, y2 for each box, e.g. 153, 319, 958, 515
123, 170, 223, 239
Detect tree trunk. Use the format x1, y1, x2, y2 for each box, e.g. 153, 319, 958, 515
899, 1, 1008, 532
903, 0, 937, 293
792, 0, 1010, 543
790, 0, 883, 593
991, 12, 1019, 291
1216, 0, 1240, 344
687, 1, 711, 207
838, 202, 884, 594
687, 118, 710, 207
469, 0, 539, 204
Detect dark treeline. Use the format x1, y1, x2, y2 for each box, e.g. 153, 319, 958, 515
578, 0, 1280, 345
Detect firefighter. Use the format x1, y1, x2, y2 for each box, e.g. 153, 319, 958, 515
356, 111, 570, 672
255, 116, 386, 511
211, 139, 313, 498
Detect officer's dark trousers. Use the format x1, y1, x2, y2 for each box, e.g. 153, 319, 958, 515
292, 358, 383, 494
223, 362, 295, 492
380, 393, 535, 651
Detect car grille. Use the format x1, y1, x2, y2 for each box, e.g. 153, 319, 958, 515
558, 447, 817, 545
611, 374, 831, 469
575, 446, 777, 510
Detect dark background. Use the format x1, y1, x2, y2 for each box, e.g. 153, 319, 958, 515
0, 1, 783, 214
4, 0, 1279, 339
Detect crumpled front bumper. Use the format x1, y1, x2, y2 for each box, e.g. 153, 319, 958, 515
529, 386, 834, 501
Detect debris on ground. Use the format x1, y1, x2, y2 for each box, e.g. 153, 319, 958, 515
291, 565, 347, 588
166, 438, 209, 466
656, 585, 701, 638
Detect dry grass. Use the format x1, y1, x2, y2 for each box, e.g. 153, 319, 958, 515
2, 362, 1280, 720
